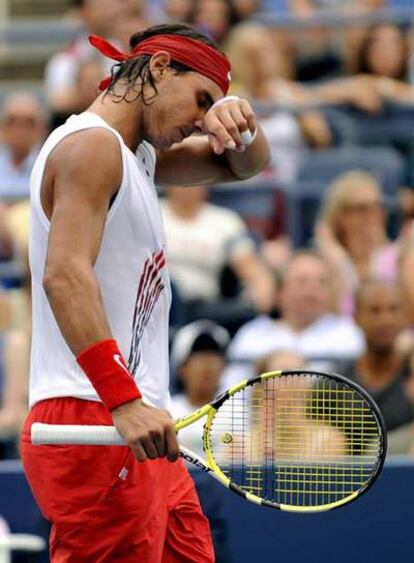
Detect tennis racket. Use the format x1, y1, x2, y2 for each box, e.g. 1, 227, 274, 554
31, 369, 386, 513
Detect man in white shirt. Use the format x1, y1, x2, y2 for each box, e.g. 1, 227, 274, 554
161, 184, 275, 330
170, 319, 230, 455
22, 22, 270, 563
225, 251, 364, 385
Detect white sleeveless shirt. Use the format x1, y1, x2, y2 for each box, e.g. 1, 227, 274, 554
29, 112, 172, 409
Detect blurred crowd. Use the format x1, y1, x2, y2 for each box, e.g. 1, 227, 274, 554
1, 0, 414, 469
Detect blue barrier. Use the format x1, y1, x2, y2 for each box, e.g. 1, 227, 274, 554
0, 458, 413, 562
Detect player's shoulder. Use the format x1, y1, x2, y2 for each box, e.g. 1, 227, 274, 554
49, 126, 121, 180
52, 126, 119, 159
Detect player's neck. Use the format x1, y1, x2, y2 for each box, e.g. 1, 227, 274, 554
87, 93, 144, 153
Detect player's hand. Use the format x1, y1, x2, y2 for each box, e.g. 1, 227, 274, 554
204, 97, 257, 155
112, 399, 179, 462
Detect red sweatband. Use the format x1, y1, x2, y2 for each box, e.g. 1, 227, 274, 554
89, 34, 231, 95
77, 339, 142, 412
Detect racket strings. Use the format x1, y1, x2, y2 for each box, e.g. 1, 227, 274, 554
208, 373, 382, 508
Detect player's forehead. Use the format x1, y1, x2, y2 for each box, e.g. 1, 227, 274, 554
190, 72, 224, 104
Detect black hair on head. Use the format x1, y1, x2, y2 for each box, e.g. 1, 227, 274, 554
106, 23, 222, 104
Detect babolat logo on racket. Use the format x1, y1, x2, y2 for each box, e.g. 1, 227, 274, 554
179, 451, 212, 472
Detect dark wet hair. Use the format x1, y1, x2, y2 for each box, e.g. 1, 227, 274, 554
106, 23, 222, 104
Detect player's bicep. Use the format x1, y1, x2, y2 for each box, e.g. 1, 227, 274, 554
44, 130, 122, 270
155, 136, 236, 186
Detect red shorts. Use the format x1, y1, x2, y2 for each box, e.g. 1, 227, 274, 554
21, 397, 214, 563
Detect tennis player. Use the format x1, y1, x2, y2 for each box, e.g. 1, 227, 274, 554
21, 23, 270, 562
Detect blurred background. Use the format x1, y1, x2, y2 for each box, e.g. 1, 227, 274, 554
1, 0, 414, 561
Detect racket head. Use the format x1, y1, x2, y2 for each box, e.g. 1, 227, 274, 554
203, 369, 387, 512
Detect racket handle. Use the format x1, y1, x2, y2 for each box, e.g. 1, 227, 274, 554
31, 423, 125, 446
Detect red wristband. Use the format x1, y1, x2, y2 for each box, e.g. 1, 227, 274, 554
77, 339, 142, 411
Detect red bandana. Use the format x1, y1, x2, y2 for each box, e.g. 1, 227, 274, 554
89, 34, 231, 95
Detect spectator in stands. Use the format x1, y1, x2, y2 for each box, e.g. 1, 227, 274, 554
291, 0, 384, 14
250, 348, 347, 460
170, 319, 230, 451
348, 23, 414, 104
224, 251, 364, 386
50, 58, 106, 129
287, 1, 386, 83
339, 280, 414, 440
255, 348, 306, 374
0, 289, 30, 459
356, 23, 410, 81
224, 23, 396, 184
169, 320, 231, 562
225, 22, 391, 114
45, 0, 131, 119
315, 170, 394, 314
397, 193, 414, 324
148, 0, 193, 23
161, 185, 275, 332
0, 92, 47, 202
225, 23, 335, 182
0, 203, 14, 261
191, 0, 236, 44
232, 0, 261, 19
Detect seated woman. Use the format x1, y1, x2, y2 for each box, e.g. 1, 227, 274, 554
352, 22, 414, 104
314, 170, 395, 314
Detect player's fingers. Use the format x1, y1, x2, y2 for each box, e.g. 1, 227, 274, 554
140, 435, 159, 460
208, 133, 225, 155
206, 114, 237, 150
165, 425, 179, 462
152, 430, 166, 458
131, 442, 147, 463
229, 106, 249, 138
239, 99, 257, 135
215, 111, 245, 146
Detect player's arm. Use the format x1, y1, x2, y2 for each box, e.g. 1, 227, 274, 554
42, 129, 119, 353
155, 97, 270, 186
42, 129, 178, 462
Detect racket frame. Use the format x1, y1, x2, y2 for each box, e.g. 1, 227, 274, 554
188, 369, 387, 512
31, 369, 387, 512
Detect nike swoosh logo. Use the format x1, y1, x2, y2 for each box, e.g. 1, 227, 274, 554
114, 354, 130, 375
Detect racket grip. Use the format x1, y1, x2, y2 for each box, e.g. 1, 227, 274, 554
31, 423, 126, 446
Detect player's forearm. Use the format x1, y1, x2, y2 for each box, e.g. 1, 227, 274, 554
43, 261, 112, 356
223, 126, 270, 180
